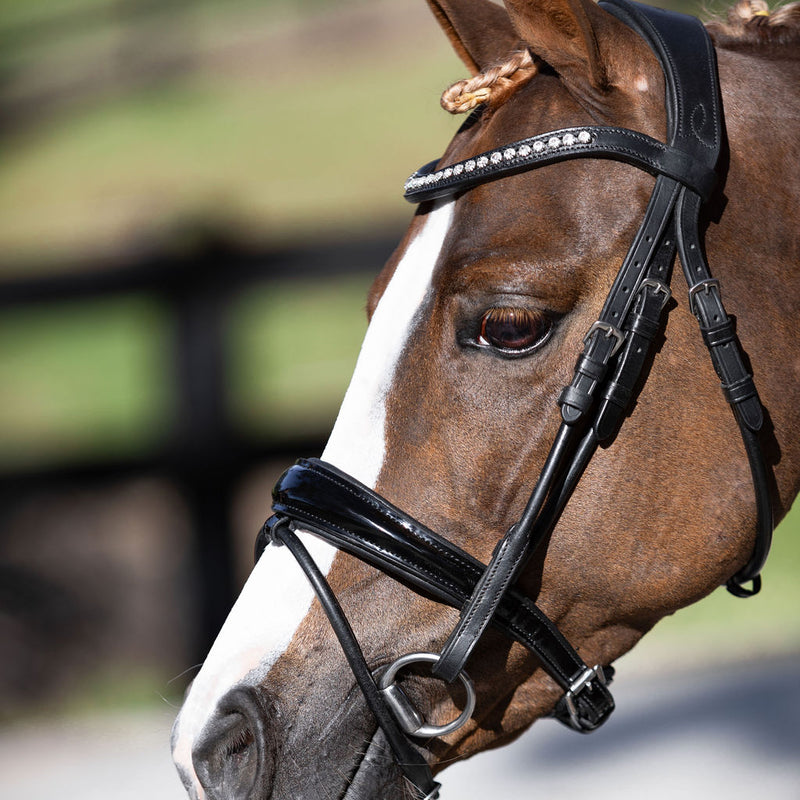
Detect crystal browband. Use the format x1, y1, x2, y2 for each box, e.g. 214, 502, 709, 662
403, 125, 718, 204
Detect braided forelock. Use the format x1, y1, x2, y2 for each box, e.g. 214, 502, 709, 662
707, 0, 800, 41
440, 48, 540, 114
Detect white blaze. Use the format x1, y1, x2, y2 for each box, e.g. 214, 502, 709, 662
322, 200, 455, 482
172, 201, 454, 794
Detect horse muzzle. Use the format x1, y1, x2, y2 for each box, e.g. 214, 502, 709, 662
187, 686, 275, 800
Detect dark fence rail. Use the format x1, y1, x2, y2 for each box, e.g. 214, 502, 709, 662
0, 229, 398, 659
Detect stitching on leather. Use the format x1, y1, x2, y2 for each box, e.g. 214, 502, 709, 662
447, 539, 527, 661
281, 470, 582, 684
643, 11, 718, 152
304, 462, 458, 562
279, 500, 467, 598
502, 612, 572, 684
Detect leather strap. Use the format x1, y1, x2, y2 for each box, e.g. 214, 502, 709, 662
675, 190, 773, 595
435, 2, 770, 691
267, 522, 441, 800
595, 227, 677, 441
601, 1, 722, 166
611, 0, 773, 592
432, 164, 682, 684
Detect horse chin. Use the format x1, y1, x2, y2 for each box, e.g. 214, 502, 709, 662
269, 702, 413, 800
269, 726, 411, 800
340, 729, 419, 800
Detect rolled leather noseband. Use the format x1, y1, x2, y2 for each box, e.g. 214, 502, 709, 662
261, 458, 615, 732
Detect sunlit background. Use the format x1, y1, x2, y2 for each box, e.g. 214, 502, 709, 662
0, 1, 797, 798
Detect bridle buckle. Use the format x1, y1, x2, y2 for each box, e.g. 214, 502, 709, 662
688, 278, 721, 317
639, 277, 672, 312
584, 321, 625, 357
563, 665, 607, 730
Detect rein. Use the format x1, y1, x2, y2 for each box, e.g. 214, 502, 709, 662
256, 2, 774, 797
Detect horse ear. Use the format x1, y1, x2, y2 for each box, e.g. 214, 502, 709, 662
503, 0, 653, 95
426, 0, 522, 75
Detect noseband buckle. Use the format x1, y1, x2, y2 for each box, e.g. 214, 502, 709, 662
563, 665, 608, 731
378, 653, 477, 739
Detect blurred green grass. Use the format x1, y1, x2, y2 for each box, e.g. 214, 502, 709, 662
0, 296, 173, 468
228, 274, 371, 440
0, 275, 372, 468
0, 2, 461, 266
0, 0, 459, 462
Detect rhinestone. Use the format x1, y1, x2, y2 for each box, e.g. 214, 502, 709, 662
548, 137, 561, 149
562, 133, 576, 146
425, 174, 436, 185
443, 168, 453, 179
503, 148, 516, 160
465, 160, 476, 172
518, 144, 532, 157
533, 140, 545, 153
578, 130, 592, 143
433, 171, 443, 181
453, 163, 464, 175
490, 151, 503, 164
477, 156, 489, 168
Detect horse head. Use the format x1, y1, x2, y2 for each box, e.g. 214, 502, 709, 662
172, 0, 800, 797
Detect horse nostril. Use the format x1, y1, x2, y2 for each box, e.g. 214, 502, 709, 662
192, 686, 274, 800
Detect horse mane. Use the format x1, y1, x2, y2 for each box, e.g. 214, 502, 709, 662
440, 0, 800, 115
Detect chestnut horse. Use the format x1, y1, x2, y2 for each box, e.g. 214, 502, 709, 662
173, 0, 800, 797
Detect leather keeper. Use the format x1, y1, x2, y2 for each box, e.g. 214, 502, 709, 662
724, 378, 763, 431
628, 314, 661, 340
723, 375, 758, 405
551, 682, 611, 733
701, 319, 737, 348
601, 379, 632, 410
558, 385, 594, 421
574, 352, 608, 383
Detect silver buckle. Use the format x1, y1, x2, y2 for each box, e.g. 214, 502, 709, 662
638, 277, 672, 312
378, 652, 476, 738
583, 321, 625, 357
563, 665, 607, 729
688, 278, 721, 317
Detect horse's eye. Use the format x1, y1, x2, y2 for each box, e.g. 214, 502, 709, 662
478, 307, 551, 353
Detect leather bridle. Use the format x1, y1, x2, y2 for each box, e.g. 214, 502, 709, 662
254, 2, 774, 797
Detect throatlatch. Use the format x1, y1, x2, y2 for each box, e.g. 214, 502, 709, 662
256, 2, 774, 797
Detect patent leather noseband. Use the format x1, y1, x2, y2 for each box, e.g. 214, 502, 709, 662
255, 2, 774, 797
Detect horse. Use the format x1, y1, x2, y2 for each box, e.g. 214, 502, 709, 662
172, 0, 800, 797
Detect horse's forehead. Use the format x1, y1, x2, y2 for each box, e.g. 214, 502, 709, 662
425, 110, 656, 292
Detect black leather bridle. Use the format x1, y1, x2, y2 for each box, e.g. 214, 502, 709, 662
254, 2, 774, 797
